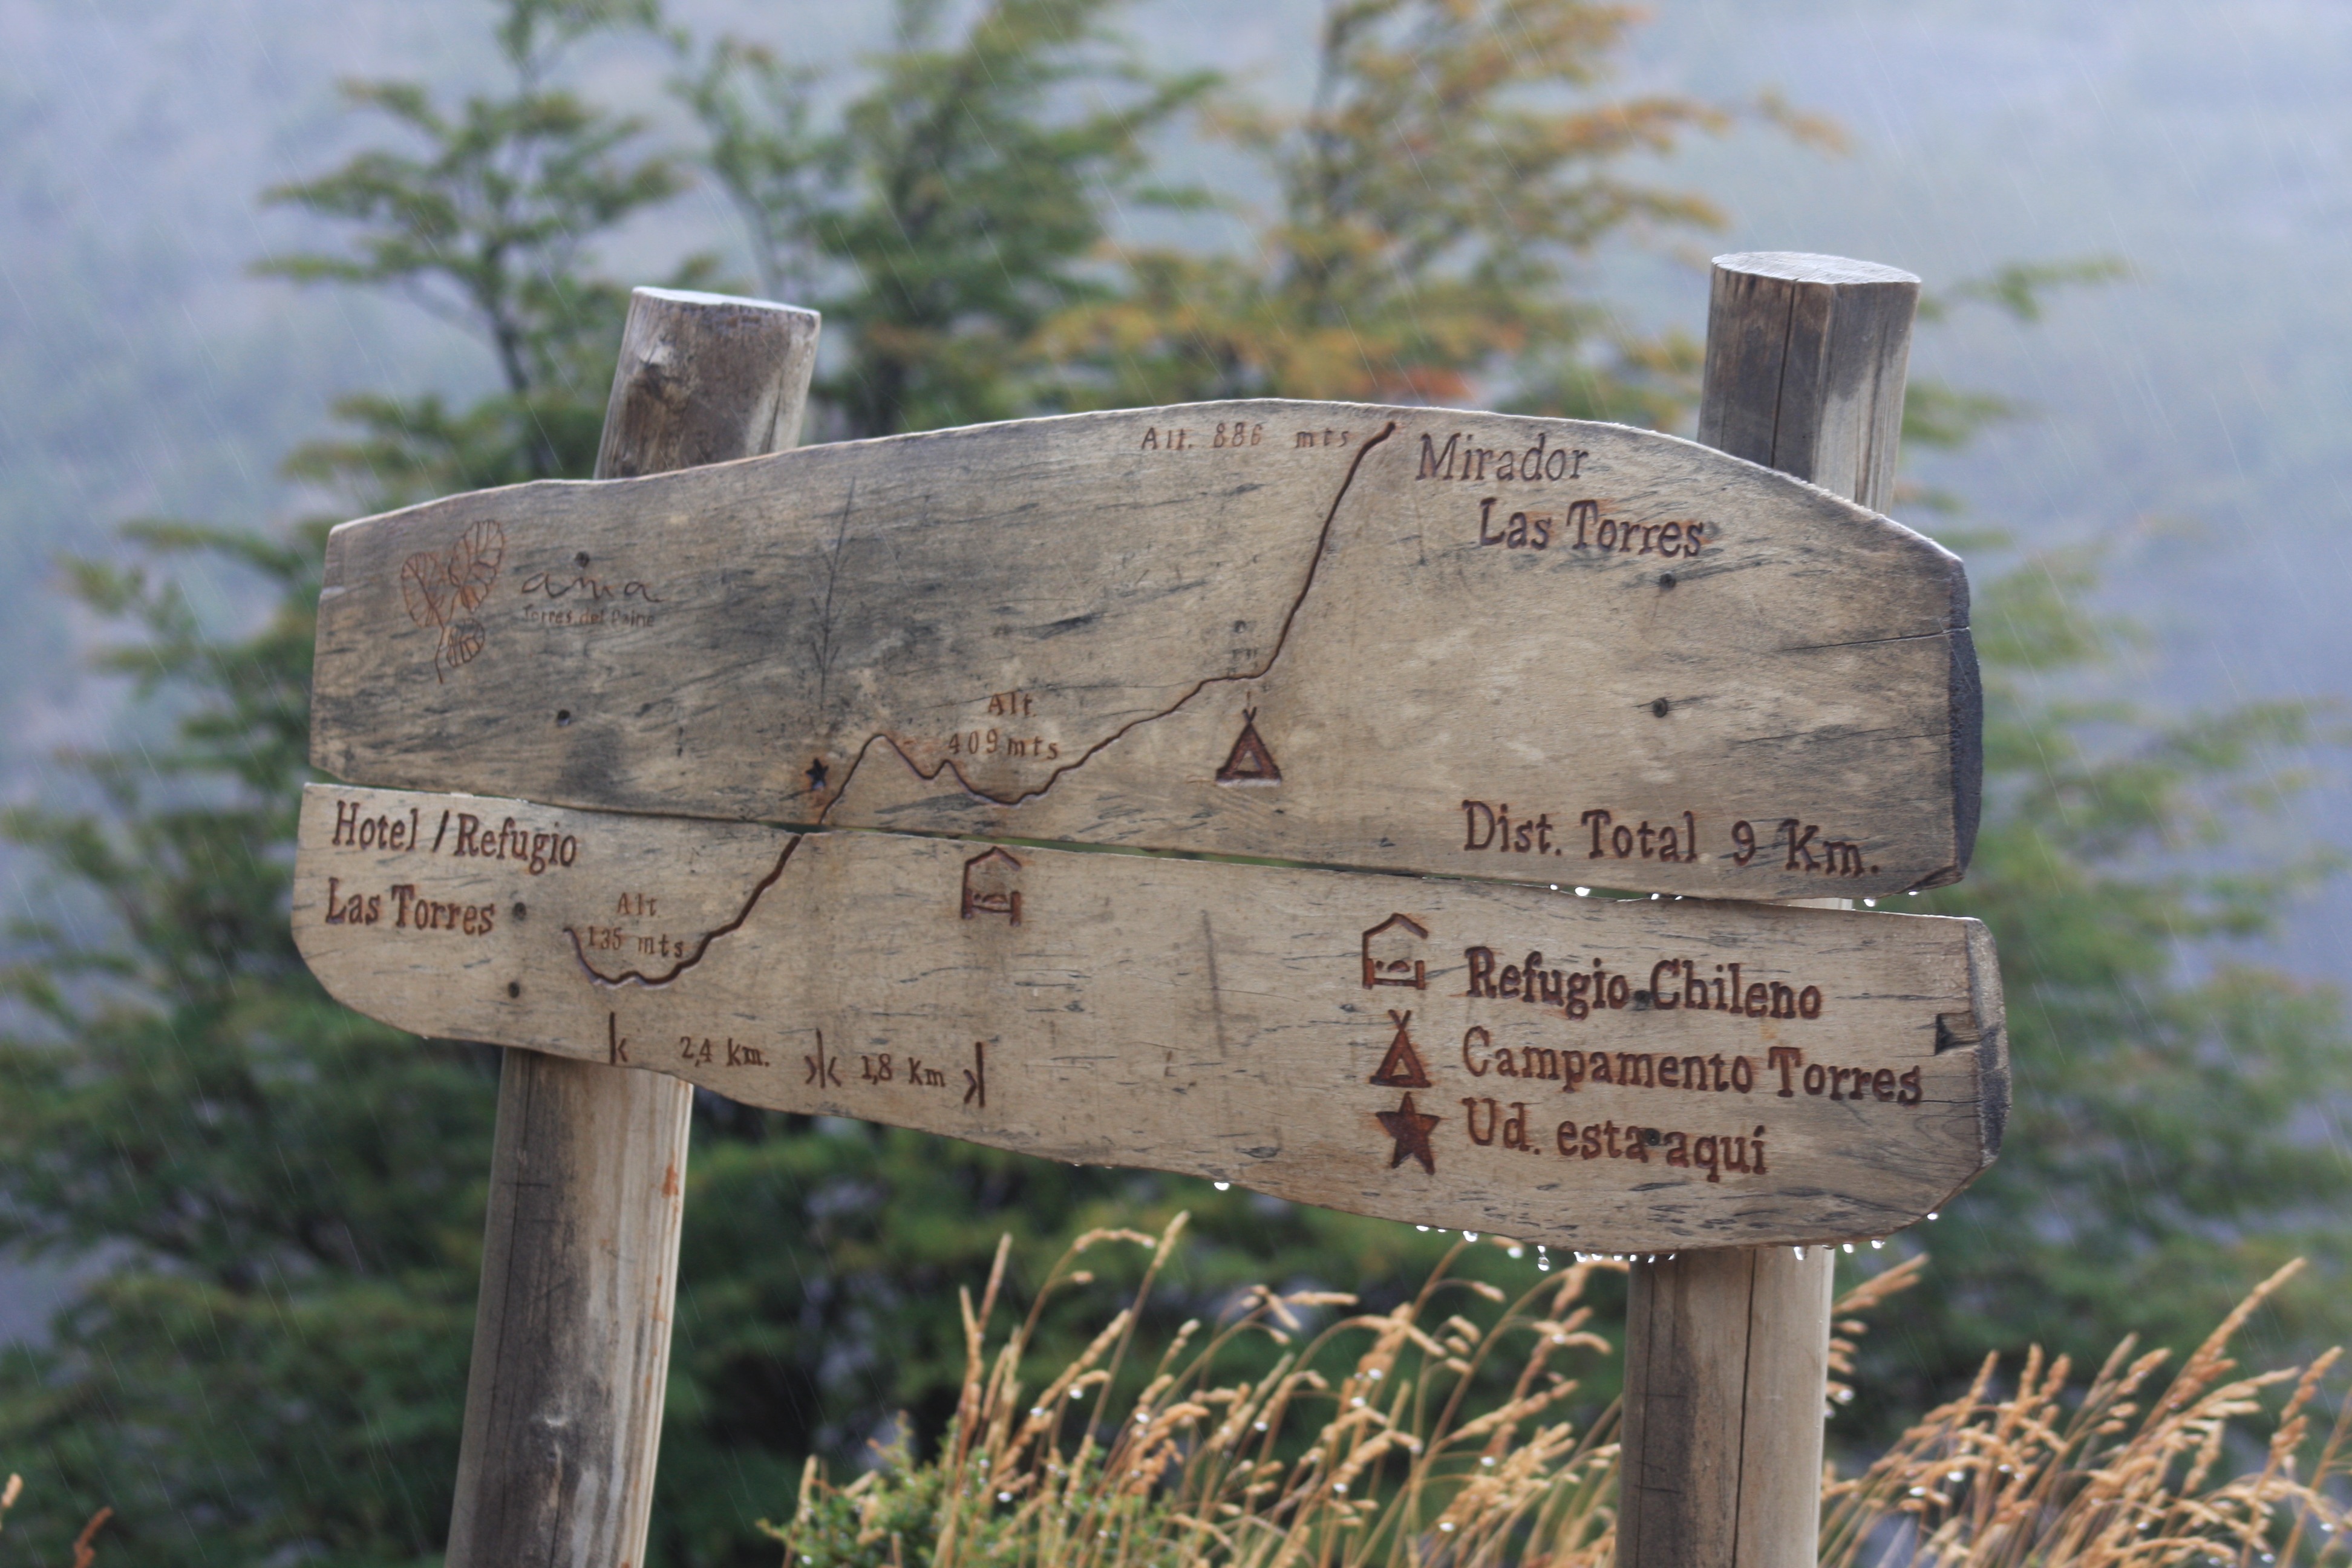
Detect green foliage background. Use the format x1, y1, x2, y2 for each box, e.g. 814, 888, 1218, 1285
0, 1, 2344, 1563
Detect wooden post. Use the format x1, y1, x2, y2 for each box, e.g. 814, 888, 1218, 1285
444, 289, 818, 1568
1618, 252, 1919, 1568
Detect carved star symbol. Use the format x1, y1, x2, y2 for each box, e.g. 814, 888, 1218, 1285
1376, 1092, 1441, 1175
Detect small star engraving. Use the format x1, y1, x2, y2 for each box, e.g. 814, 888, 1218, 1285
805, 756, 829, 791
1376, 1092, 1441, 1175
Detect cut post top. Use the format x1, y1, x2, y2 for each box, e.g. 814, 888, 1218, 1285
1711, 250, 1921, 287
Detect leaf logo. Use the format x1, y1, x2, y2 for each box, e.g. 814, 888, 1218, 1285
400, 520, 505, 682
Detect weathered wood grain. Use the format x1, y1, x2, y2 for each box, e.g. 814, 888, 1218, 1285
311, 399, 1978, 899
1621, 250, 1930, 1568
450, 1046, 691, 1568
1697, 250, 1978, 880
1697, 252, 1918, 512
592, 287, 819, 479
1620, 1247, 1836, 1568
293, 781, 2006, 1253
446, 286, 819, 1568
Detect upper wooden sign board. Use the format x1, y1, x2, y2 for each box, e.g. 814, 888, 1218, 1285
312, 400, 1978, 900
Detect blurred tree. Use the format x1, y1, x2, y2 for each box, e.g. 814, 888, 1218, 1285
261, 0, 703, 503
1840, 538, 2351, 1432
0, 1, 684, 1561
1039, 0, 1834, 424
0, 520, 494, 1563
678, 0, 1215, 438
1826, 267, 2352, 1437
3, 0, 2347, 1563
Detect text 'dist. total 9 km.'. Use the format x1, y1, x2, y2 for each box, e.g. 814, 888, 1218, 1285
1460, 802, 1884, 881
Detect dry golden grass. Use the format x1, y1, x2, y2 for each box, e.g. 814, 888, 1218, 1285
1821, 1258, 2352, 1567
769, 1219, 2352, 1568
771, 1216, 1623, 1568
0, 1470, 111, 1566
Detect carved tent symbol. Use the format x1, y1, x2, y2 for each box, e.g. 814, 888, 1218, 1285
1361, 913, 1429, 990
1215, 708, 1282, 785
960, 847, 1023, 924
1369, 1010, 1432, 1089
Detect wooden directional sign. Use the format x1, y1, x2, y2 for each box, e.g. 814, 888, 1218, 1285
311, 399, 1979, 901
294, 782, 2005, 1251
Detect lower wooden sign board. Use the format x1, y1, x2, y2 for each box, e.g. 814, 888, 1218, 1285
295, 783, 2005, 1252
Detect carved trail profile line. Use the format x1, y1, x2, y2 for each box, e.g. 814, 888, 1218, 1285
563, 835, 803, 987
313, 401, 1979, 902
558, 425, 1400, 991
813, 421, 1402, 819
292, 777, 2010, 1250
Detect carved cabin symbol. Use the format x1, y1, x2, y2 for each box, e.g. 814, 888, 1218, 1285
1215, 708, 1282, 785
960, 847, 1024, 925
1369, 1010, 1432, 1088
1361, 913, 1429, 990
399, 519, 505, 684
